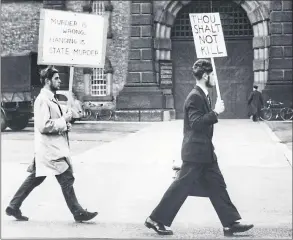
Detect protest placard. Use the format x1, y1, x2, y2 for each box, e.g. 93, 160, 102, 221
189, 12, 227, 58
189, 12, 227, 99
38, 9, 108, 68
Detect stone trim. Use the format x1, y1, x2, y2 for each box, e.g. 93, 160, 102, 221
82, 57, 113, 74
253, 59, 269, 71
154, 38, 172, 50
82, 0, 92, 12
83, 95, 114, 101
153, 0, 270, 91
43, 0, 65, 9
253, 36, 270, 49
154, 10, 176, 27
114, 109, 175, 122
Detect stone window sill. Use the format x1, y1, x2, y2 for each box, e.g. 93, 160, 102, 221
83, 95, 114, 101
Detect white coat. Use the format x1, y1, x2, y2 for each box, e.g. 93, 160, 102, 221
34, 88, 72, 177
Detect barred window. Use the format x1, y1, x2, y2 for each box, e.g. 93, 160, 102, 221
171, 0, 253, 39
92, 0, 105, 15
91, 1, 106, 96
91, 68, 107, 96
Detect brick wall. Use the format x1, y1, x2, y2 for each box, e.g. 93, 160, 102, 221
116, 0, 164, 113
1, 2, 43, 55
269, 0, 292, 84
266, 0, 293, 104
127, 1, 156, 85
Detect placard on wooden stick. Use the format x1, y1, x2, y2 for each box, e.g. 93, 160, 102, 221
38, 9, 108, 68
189, 12, 227, 100
38, 9, 109, 93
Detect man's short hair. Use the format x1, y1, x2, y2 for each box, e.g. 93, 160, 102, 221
253, 85, 258, 90
192, 59, 213, 80
40, 65, 59, 85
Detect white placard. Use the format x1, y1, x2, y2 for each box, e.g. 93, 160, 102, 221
38, 9, 108, 68
189, 13, 227, 58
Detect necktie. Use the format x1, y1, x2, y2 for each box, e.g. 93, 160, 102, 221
54, 95, 69, 145
54, 95, 63, 116
207, 95, 212, 108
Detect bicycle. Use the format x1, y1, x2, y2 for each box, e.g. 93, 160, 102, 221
260, 99, 293, 121
83, 102, 114, 121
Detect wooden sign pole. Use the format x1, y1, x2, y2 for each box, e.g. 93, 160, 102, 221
69, 66, 74, 93
210, 57, 222, 101
67, 66, 74, 109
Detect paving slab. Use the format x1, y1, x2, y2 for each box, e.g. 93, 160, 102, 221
1, 120, 292, 239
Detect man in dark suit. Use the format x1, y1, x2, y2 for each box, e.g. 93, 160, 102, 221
145, 59, 254, 236
248, 85, 264, 122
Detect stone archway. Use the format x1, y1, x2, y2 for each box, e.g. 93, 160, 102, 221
154, 0, 270, 104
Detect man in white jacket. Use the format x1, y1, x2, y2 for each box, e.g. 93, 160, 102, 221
5, 66, 97, 222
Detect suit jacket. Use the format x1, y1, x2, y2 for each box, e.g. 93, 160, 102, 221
34, 88, 72, 177
181, 86, 218, 163
248, 90, 264, 115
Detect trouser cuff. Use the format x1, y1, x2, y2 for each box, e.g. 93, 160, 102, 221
223, 217, 242, 227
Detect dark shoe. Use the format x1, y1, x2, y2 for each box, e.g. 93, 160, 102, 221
74, 209, 98, 222
223, 222, 254, 236
6, 206, 29, 221
144, 217, 173, 235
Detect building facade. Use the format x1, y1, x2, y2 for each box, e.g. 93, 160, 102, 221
1, 0, 292, 121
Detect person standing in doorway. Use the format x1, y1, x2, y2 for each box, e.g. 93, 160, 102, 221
144, 59, 254, 236
5, 66, 98, 222
248, 85, 264, 122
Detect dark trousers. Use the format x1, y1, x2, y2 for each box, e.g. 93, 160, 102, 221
9, 167, 83, 216
252, 108, 261, 121
150, 161, 241, 227
252, 114, 259, 122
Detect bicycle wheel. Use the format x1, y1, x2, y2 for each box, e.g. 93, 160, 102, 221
97, 109, 113, 121
260, 108, 273, 121
280, 107, 293, 121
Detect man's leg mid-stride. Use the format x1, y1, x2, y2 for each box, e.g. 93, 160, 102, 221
145, 162, 254, 236
145, 163, 205, 235
55, 168, 98, 222
205, 162, 241, 226
6, 172, 46, 221
205, 162, 253, 236
6, 167, 98, 222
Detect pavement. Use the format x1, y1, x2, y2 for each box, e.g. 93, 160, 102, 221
1, 122, 151, 164
1, 120, 292, 239
263, 121, 292, 166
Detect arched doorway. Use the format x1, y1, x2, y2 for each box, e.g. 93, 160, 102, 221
171, 0, 254, 119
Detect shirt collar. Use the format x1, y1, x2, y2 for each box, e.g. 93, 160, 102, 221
196, 84, 209, 96
41, 88, 55, 100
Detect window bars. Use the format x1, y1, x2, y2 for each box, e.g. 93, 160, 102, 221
91, 1, 107, 96
91, 68, 107, 97
171, 0, 253, 39
92, 0, 105, 16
